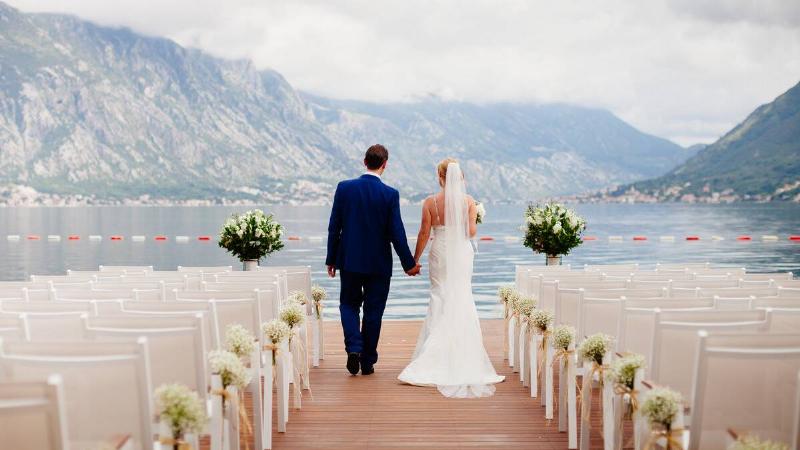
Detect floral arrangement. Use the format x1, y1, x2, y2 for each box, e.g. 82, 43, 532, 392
729, 436, 789, 450
280, 302, 305, 330
154, 383, 207, 442
522, 203, 586, 256
288, 290, 309, 306
262, 318, 291, 365
225, 324, 256, 360
475, 201, 486, 224
529, 309, 553, 333
641, 387, 682, 428
218, 209, 284, 262
497, 286, 515, 304
513, 295, 536, 318
311, 285, 327, 319
577, 332, 612, 365
552, 325, 575, 351
208, 350, 251, 392
505, 290, 522, 315
607, 353, 645, 390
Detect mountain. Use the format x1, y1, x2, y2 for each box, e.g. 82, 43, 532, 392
608, 82, 800, 202
0, 2, 691, 205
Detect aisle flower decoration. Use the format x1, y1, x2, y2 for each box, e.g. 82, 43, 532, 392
261, 318, 291, 366
208, 349, 252, 444
225, 324, 256, 360
729, 435, 789, 450
475, 201, 486, 224
606, 353, 645, 419
577, 332, 612, 367
513, 295, 536, 319
280, 303, 305, 332
218, 209, 284, 263
497, 285, 515, 319
155, 383, 207, 450
279, 302, 308, 406
288, 290, 309, 306
522, 203, 586, 260
641, 387, 684, 449
529, 309, 553, 334
311, 285, 327, 319
552, 325, 575, 353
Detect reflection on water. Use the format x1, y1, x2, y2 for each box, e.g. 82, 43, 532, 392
0, 203, 797, 319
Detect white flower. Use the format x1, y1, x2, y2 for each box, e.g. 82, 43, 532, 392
577, 333, 612, 365
261, 319, 291, 344
288, 290, 308, 305
154, 383, 207, 437
552, 222, 562, 234
208, 350, 251, 391
640, 387, 682, 428
224, 324, 256, 359
280, 303, 305, 329
552, 325, 575, 350
606, 353, 645, 389
255, 228, 263, 238
529, 309, 553, 332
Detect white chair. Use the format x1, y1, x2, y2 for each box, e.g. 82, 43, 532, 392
649, 309, 771, 400
689, 332, 800, 449
713, 295, 755, 310
584, 263, 639, 272
754, 296, 800, 309
768, 308, 800, 332
177, 266, 232, 273
779, 287, 800, 297
0, 338, 155, 449
52, 288, 138, 302
0, 374, 69, 450
616, 305, 727, 357
699, 287, 778, 298
111, 301, 220, 349
741, 272, 794, 281
0, 315, 29, 340
656, 262, 710, 271
99, 265, 153, 273
672, 279, 739, 289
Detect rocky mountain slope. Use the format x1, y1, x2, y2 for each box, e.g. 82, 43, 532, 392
0, 2, 692, 205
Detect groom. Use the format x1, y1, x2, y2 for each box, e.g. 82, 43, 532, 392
326, 144, 421, 376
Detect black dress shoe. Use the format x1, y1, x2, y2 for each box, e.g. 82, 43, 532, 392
361, 364, 374, 375
346, 352, 361, 375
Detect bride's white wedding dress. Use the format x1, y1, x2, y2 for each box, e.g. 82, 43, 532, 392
398, 163, 504, 398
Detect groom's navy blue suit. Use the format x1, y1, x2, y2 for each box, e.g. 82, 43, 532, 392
326, 173, 416, 367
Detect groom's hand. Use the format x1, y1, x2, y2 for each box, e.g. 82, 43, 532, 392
327, 265, 337, 278
405, 264, 421, 277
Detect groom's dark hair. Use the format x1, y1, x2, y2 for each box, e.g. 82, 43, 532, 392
364, 144, 389, 170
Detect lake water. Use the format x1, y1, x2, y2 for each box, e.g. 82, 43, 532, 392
0, 203, 797, 319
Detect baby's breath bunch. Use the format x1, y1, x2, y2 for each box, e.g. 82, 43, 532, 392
225, 324, 256, 360
280, 302, 305, 329
640, 387, 682, 428
311, 285, 327, 319
262, 318, 291, 345
288, 290, 308, 306
729, 435, 790, 450
155, 383, 207, 439
514, 295, 536, 318
209, 350, 251, 392
607, 353, 645, 389
577, 333, 612, 365
552, 325, 575, 350
530, 309, 553, 333
506, 290, 522, 314
497, 286, 514, 303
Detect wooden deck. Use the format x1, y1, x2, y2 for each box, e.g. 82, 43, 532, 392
271, 319, 611, 449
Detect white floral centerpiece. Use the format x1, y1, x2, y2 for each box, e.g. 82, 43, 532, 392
475, 201, 486, 224
311, 285, 327, 319
262, 318, 291, 365
225, 324, 256, 361
641, 387, 684, 449
155, 383, 207, 450
522, 203, 586, 265
607, 353, 645, 419
218, 209, 284, 270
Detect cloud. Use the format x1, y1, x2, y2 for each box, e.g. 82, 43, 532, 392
8, 0, 800, 146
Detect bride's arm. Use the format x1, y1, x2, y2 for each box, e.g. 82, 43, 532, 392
467, 196, 478, 238
414, 199, 432, 262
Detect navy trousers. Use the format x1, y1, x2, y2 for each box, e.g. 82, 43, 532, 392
339, 270, 391, 366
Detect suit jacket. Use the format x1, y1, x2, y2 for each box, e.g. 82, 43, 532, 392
326, 174, 416, 278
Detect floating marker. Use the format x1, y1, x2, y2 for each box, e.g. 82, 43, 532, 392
68, 235, 80, 241
686, 236, 700, 241
154, 235, 167, 241
504, 236, 520, 242
711, 236, 725, 241
790, 236, 800, 241
27, 235, 40, 240
479, 236, 494, 241
175, 236, 189, 243
736, 236, 752, 241
609, 236, 624, 241
582, 236, 598, 241
197, 236, 211, 241
6, 235, 20, 241
89, 235, 102, 241
633, 236, 647, 241
47, 235, 61, 242
660, 236, 675, 242
110, 235, 123, 241
287, 236, 301, 241
131, 235, 146, 242
762, 235, 779, 241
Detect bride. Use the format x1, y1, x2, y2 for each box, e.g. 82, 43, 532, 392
398, 158, 505, 398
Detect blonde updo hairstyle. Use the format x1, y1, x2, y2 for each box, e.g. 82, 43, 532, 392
437, 157, 459, 187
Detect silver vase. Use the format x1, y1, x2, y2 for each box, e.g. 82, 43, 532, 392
545, 254, 562, 266
242, 259, 259, 271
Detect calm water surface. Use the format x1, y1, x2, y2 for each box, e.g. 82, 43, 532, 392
0, 203, 797, 319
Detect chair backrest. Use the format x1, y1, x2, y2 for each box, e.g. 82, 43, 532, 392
754, 296, 800, 309
0, 338, 154, 448
584, 263, 639, 272
689, 332, 800, 450
632, 273, 694, 281
672, 279, 740, 289
779, 287, 800, 298
583, 287, 667, 299
24, 313, 87, 341
628, 280, 672, 290
768, 308, 800, 333
693, 267, 746, 277
1, 301, 91, 314
699, 287, 778, 298
713, 295, 755, 310
31, 274, 96, 283
515, 265, 572, 293
99, 265, 153, 273
177, 266, 232, 273
742, 272, 794, 281
650, 310, 771, 400
52, 288, 138, 301
554, 288, 582, 328
0, 315, 29, 340
529, 273, 603, 308
0, 374, 69, 450
656, 262, 710, 271
579, 297, 621, 340
115, 302, 219, 348
83, 314, 209, 401
775, 279, 800, 288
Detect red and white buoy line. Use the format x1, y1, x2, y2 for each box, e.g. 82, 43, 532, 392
5, 234, 800, 243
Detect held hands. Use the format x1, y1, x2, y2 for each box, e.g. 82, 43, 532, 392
327, 265, 337, 278
406, 263, 422, 277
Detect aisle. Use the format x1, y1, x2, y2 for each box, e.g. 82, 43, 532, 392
272, 319, 607, 449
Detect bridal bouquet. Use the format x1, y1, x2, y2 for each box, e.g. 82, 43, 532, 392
475, 201, 486, 224
218, 209, 284, 262
522, 203, 586, 256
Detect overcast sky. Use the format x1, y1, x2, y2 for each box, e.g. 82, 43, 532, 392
10, 0, 800, 146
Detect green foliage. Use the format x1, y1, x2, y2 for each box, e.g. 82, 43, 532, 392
522, 203, 586, 256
